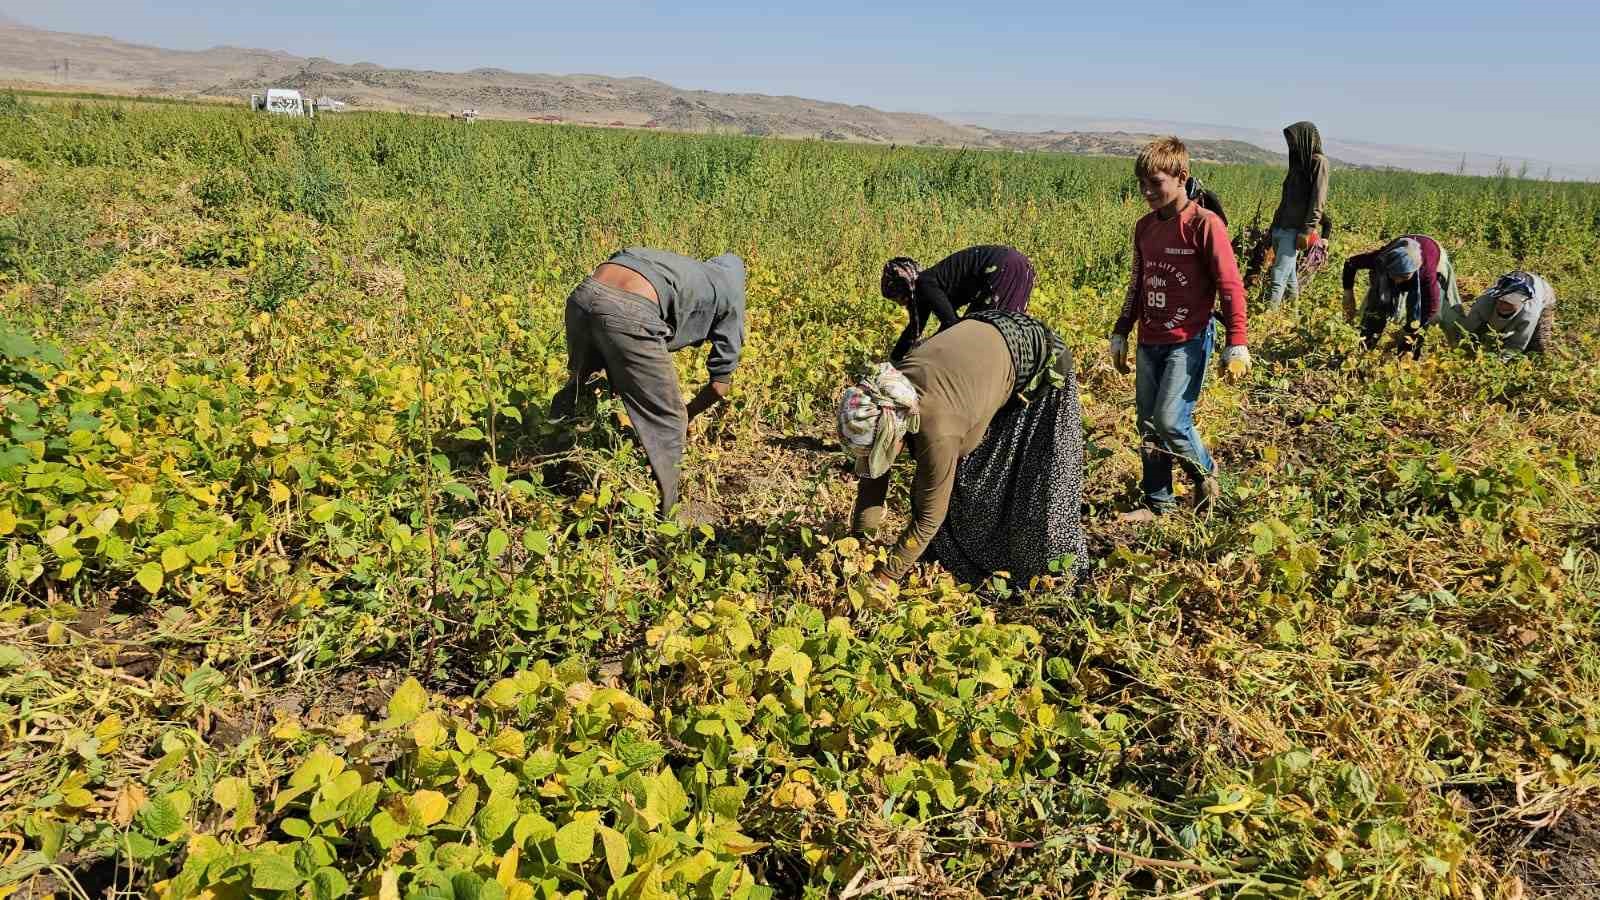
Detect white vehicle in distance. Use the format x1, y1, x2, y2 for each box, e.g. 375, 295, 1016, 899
249, 89, 315, 118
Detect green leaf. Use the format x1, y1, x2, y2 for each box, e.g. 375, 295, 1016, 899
445, 782, 481, 828
485, 528, 509, 560
513, 812, 556, 847
312, 867, 351, 900
309, 500, 339, 523
0, 645, 29, 670
135, 562, 163, 595
369, 810, 405, 849
251, 851, 303, 891
476, 793, 517, 843
138, 794, 183, 840
384, 677, 427, 728
455, 426, 486, 441
554, 817, 595, 864
522, 529, 550, 555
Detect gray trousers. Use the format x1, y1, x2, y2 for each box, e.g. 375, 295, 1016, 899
549, 278, 685, 515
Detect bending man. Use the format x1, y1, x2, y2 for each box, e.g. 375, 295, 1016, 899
840, 310, 1087, 590
550, 247, 746, 517
881, 245, 1036, 362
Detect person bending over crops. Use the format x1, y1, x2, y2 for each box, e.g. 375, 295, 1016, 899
1342, 234, 1459, 357
1109, 137, 1250, 522
1264, 121, 1330, 307
1439, 271, 1558, 356
881, 245, 1036, 362
549, 248, 745, 518
839, 311, 1087, 591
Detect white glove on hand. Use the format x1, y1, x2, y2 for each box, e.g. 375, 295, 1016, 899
1222, 345, 1251, 381
1109, 334, 1130, 375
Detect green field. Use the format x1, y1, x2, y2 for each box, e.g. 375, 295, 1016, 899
2, 94, 1599, 899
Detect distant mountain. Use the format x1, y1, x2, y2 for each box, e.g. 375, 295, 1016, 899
947, 111, 1600, 182
0, 21, 1590, 179
982, 129, 1298, 168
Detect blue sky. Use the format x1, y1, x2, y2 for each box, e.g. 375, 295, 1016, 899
8, 1, 1600, 166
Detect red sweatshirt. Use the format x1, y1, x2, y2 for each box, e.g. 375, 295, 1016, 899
1114, 202, 1248, 347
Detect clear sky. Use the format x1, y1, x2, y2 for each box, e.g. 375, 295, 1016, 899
7, 0, 1599, 166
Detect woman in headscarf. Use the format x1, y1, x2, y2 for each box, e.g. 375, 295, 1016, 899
881, 245, 1036, 362
1440, 271, 1558, 356
1341, 234, 1460, 356
839, 309, 1087, 591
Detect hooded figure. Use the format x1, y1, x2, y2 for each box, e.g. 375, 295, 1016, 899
1275, 122, 1329, 233
1265, 121, 1331, 305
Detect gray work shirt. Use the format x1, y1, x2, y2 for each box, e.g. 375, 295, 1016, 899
606, 248, 747, 382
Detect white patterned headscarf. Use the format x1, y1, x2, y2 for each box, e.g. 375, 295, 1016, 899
837, 363, 920, 478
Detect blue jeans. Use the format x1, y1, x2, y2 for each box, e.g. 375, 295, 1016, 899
1135, 327, 1215, 510
1266, 226, 1299, 305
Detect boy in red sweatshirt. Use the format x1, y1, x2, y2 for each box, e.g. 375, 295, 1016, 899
1109, 137, 1250, 520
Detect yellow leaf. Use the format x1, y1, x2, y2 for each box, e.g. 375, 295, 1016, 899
496, 847, 520, 888
1203, 787, 1255, 815
598, 825, 630, 881
410, 712, 445, 750
383, 677, 427, 728
483, 677, 521, 710
271, 717, 304, 741
113, 782, 148, 826
489, 727, 525, 759
95, 715, 124, 741
408, 790, 449, 828
378, 869, 401, 900
161, 546, 189, 573
213, 777, 247, 811
825, 790, 848, 820
268, 481, 291, 504
0, 507, 14, 536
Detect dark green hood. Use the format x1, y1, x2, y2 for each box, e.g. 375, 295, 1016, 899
1284, 121, 1324, 173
